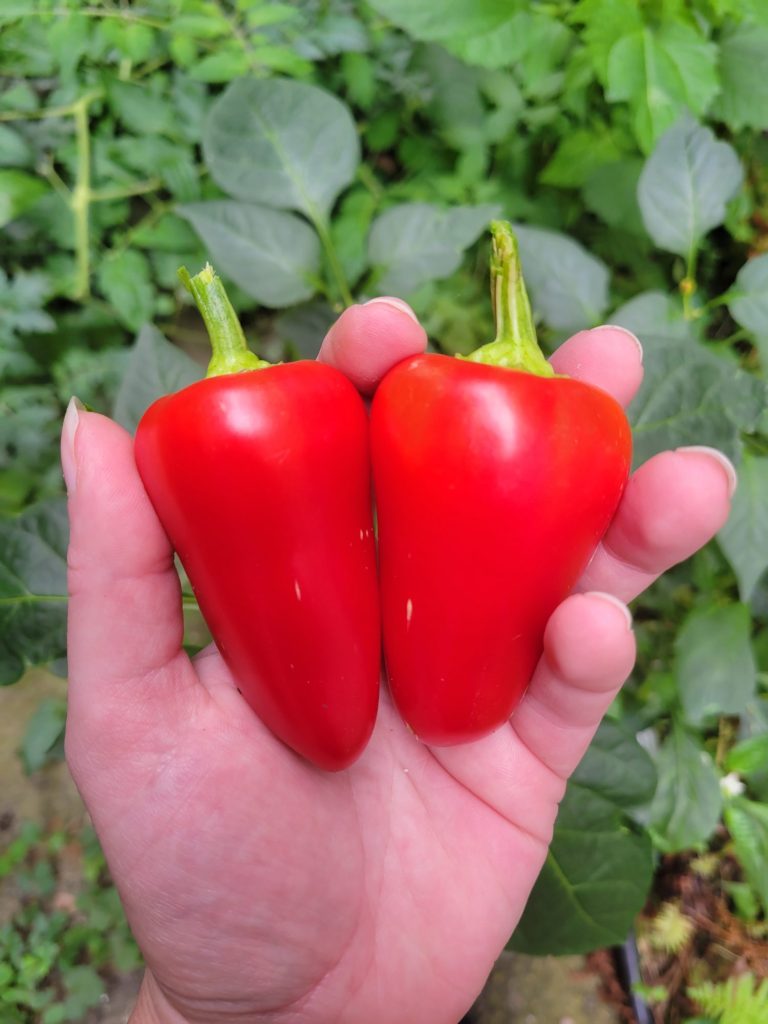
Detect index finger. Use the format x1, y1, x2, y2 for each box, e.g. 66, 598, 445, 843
318, 297, 427, 395
550, 324, 644, 407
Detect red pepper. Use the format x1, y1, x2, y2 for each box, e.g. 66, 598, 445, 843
371, 221, 632, 746
135, 267, 380, 771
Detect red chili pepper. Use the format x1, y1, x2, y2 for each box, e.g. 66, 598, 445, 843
134, 266, 380, 771
371, 221, 632, 746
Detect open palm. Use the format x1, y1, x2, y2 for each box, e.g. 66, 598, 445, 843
62, 301, 734, 1024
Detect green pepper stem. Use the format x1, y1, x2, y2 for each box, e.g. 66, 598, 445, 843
465, 220, 554, 377
179, 264, 269, 377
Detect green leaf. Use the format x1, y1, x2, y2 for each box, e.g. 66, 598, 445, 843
0, 125, 33, 168
510, 720, 655, 954
276, 302, 336, 360
614, 292, 763, 465
203, 78, 359, 221
366, 0, 517, 43
676, 604, 756, 726
514, 225, 609, 331
723, 798, 768, 914
179, 201, 321, 308
108, 81, 177, 137
97, 250, 155, 331
540, 129, 623, 189
0, 499, 69, 686
574, 0, 643, 86
113, 324, 203, 435
0, 170, 47, 227
714, 23, 768, 132
190, 48, 250, 83
20, 696, 67, 774
728, 254, 768, 337
368, 202, 499, 297
654, 20, 719, 117
581, 158, 644, 233
648, 721, 722, 852
450, 10, 571, 81
638, 118, 743, 257
718, 454, 768, 602
726, 734, 768, 777
61, 964, 104, 1016
606, 24, 717, 154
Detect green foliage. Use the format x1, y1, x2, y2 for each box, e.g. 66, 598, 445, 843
0, 824, 141, 1023
1, 0, 768, 965
510, 720, 655, 953
687, 974, 768, 1024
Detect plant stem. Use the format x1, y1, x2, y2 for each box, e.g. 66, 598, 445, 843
179, 265, 269, 377
71, 96, 93, 300
312, 214, 354, 308
90, 177, 163, 202
464, 220, 554, 376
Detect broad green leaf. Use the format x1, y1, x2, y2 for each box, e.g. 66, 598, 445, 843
276, 302, 336, 360
511, 720, 655, 954
190, 48, 250, 83
0, 499, 69, 686
368, 203, 499, 296
728, 254, 768, 337
581, 158, 644, 233
112, 325, 203, 435
0, 169, 47, 227
714, 23, 768, 132
606, 24, 717, 154
514, 225, 609, 331
540, 130, 622, 189
723, 798, 768, 913
613, 292, 764, 463
108, 81, 177, 136
415, 46, 489, 149
574, 0, 643, 86
366, 0, 516, 43
20, 696, 66, 773
179, 201, 322, 307
203, 78, 359, 221
726, 734, 768, 777
638, 118, 743, 257
655, 21, 718, 118
606, 30, 683, 153
0, 125, 33, 168
648, 722, 722, 852
450, 10, 571, 81
676, 604, 756, 726
97, 250, 155, 332
718, 454, 768, 602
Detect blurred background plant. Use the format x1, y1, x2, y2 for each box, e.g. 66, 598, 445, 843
1, 0, 767, 1020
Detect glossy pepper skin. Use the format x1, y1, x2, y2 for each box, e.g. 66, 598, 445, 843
371, 223, 632, 746
135, 267, 379, 771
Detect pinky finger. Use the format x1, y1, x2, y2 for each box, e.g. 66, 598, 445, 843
511, 593, 636, 779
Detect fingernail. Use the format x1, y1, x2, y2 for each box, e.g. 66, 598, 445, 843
364, 296, 420, 324
61, 396, 85, 496
591, 324, 643, 361
676, 446, 738, 498
588, 591, 633, 630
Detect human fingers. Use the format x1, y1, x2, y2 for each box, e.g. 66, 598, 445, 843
549, 325, 644, 407
63, 402, 191, 724
318, 297, 427, 395
576, 448, 735, 602
511, 593, 636, 778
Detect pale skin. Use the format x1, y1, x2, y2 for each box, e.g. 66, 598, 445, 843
61, 299, 735, 1024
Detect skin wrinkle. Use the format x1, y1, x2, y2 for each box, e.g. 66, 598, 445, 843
429, 742, 559, 848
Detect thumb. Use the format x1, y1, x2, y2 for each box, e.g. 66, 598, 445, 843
62, 399, 188, 727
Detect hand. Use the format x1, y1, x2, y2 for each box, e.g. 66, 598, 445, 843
62, 301, 734, 1024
